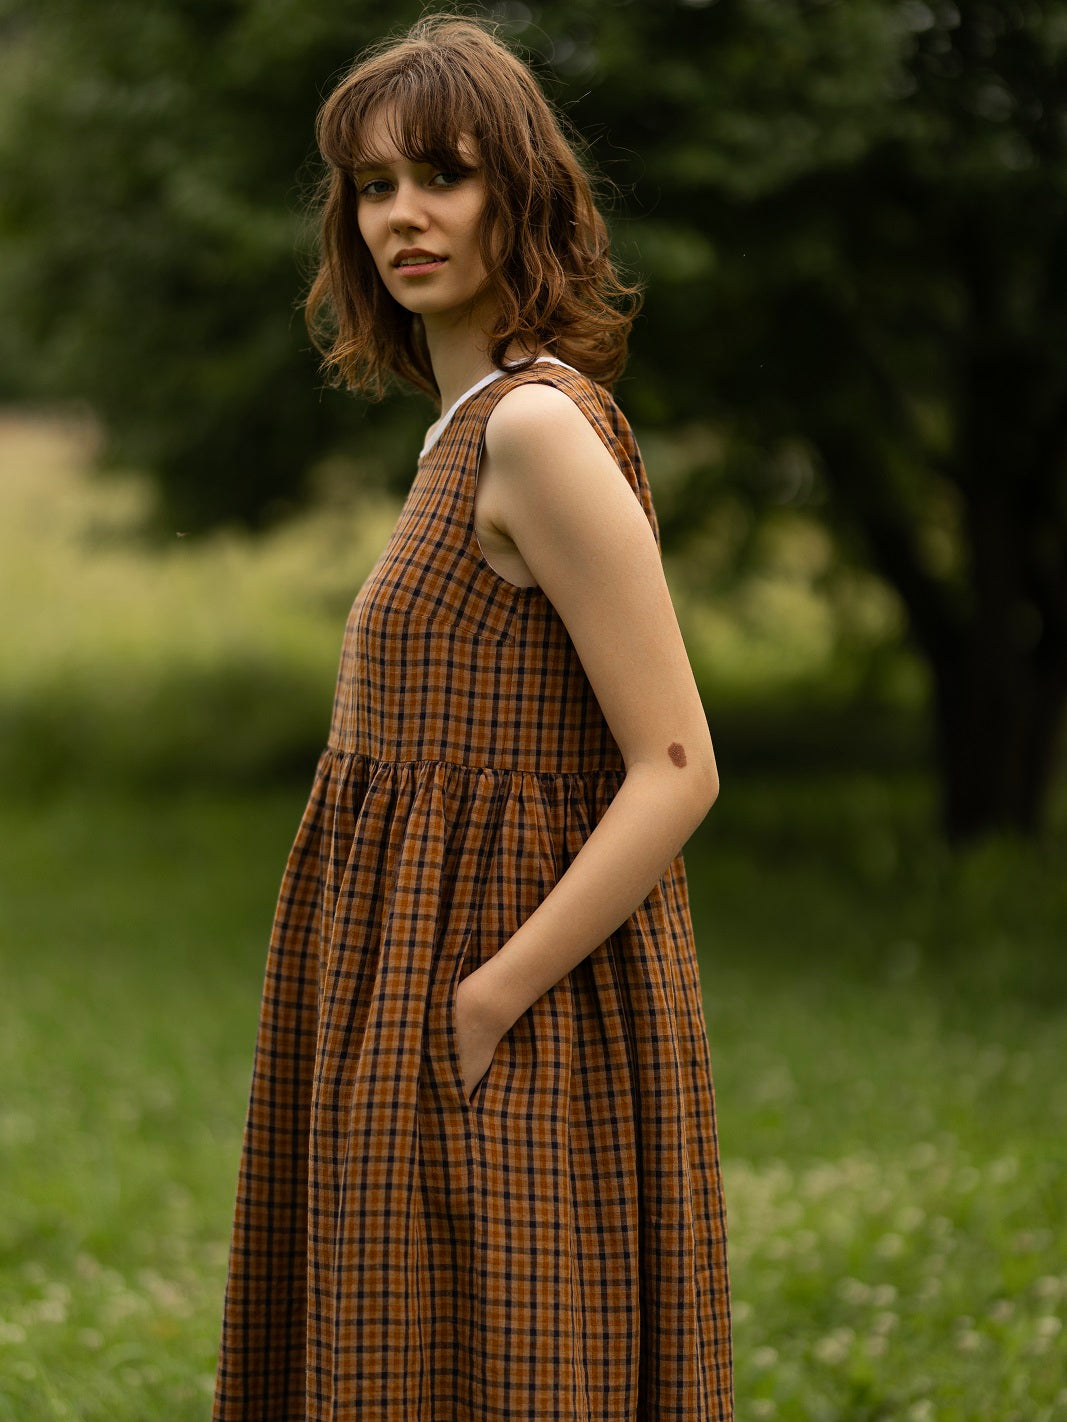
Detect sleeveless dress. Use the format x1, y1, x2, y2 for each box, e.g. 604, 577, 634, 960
212, 360, 734, 1422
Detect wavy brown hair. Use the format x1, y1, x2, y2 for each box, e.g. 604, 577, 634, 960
304, 13, 642, 403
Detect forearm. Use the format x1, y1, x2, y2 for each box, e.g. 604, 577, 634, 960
475, 764, 717, 1036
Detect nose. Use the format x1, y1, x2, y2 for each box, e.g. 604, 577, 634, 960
388, 179, 428, 235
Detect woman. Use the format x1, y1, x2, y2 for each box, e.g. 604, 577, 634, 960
213, 14, 733, 1421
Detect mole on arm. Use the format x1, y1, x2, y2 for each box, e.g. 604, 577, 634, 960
667, 741, 687, 768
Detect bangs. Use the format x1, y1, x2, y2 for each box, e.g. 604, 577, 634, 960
321, 62, 484, 176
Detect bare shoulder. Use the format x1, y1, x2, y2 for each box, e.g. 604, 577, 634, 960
484, 382, 602, 467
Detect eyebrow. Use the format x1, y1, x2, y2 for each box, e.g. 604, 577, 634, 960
351, 150, 478, 177
351, 155, 393, 174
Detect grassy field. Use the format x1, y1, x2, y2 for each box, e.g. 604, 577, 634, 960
1, 783, 1065, 1420
1, 412, 1065, 1418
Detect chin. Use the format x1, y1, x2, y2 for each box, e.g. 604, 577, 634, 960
400, 296, 474, 321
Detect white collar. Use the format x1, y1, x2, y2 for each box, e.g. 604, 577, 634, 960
420, 356, 579, 458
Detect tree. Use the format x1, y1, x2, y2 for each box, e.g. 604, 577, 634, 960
561, 0, 1067, 842
0, 0, 420, 524
1, 0, 1065, 840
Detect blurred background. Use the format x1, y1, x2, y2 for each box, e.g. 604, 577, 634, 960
0, 1, 1064, 1417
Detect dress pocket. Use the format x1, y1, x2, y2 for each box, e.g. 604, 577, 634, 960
447, 927, 491, 1110
448, 929, 473, 1108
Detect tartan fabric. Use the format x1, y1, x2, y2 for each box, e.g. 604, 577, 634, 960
212, 364, 734, 1421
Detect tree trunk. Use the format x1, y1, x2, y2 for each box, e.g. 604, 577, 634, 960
815, 428, 1067, 845
930, 637, 1067, 842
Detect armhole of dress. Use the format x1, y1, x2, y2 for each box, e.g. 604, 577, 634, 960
484, 371, 633, 480
466, 370, 651, 591
469, 427, 543, 594
513, 375, 661, 548
466, 373, 551, 594
504, 373, 648, 512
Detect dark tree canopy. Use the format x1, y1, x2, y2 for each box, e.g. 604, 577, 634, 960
1, 0, 1065, 841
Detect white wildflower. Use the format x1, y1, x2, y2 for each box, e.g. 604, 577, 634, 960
837, 1276, 872, 1305
813, 1327, 855, 1364
875, 1232, 905, 1259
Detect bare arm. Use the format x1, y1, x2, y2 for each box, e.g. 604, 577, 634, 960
467, 383, 719, 1041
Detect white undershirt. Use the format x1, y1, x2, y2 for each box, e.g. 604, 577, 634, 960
419, 356, 579, 458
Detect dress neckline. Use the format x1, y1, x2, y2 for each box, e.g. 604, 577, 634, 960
419, 356, 579, 458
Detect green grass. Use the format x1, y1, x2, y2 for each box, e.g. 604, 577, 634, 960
689, 784, 1067, 1420
0, 781, 1064, 1420
0, 789, 293, 1416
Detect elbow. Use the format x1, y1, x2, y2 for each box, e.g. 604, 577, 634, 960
674, 761, 717, 838
679, 750, 719, 823
698, 759, 720, 816
683, 723, 720, 814
706, 763, 720, 809
690, 732, 720, 812
692, 733, 720, 816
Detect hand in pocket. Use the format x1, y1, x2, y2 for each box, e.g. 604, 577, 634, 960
455, 969, 505, 1102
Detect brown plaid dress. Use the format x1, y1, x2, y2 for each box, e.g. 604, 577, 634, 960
212, 362, 733, 1420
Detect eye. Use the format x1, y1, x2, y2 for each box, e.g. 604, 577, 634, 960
430, 170, 466, 188
356, 177, 392, 198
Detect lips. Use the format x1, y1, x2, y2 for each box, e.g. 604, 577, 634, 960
393, 248, 445, 268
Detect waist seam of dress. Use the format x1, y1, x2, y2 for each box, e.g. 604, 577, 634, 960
319, 745, 628, 779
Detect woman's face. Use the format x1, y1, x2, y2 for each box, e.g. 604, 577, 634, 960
354, 109, 492, 329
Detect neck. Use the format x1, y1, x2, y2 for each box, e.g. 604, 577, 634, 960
423, 302, 538, 413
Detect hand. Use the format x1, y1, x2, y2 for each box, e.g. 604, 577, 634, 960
454, 968, 506, 1102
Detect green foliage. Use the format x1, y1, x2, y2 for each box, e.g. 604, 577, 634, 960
0, 412, 399, 795
0, 0, 425, 527
2, 0, 1065, 832
0, 0, 903, 520
0, 413, 926, 799
5, 0, 1063, 524
584, 0, 1067, 837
